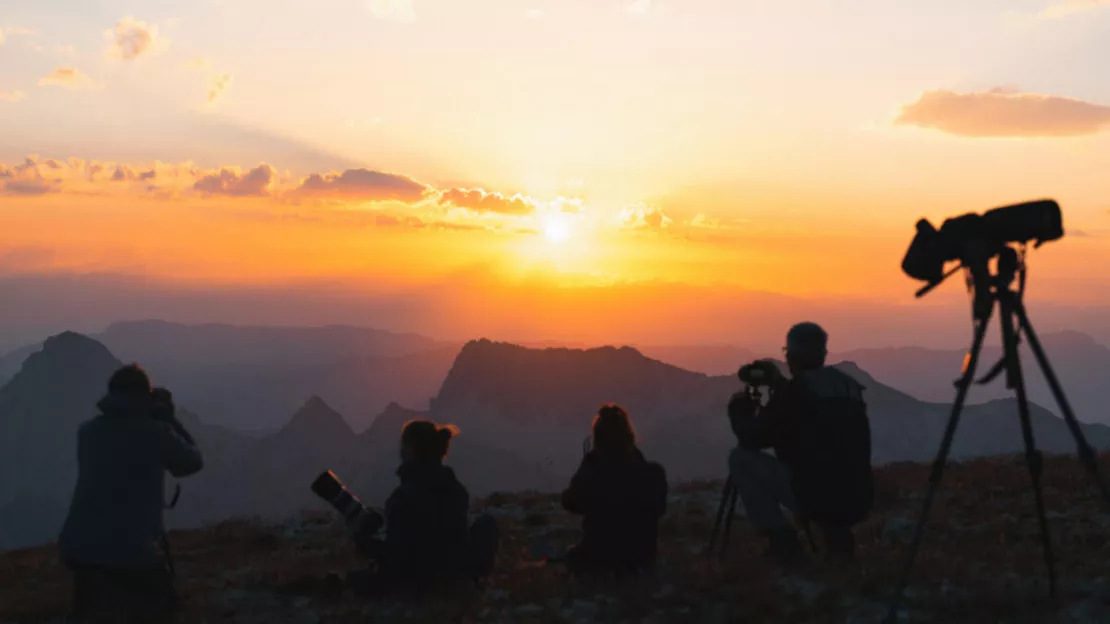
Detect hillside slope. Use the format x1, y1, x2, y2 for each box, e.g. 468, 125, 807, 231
3, 454, 1110, 623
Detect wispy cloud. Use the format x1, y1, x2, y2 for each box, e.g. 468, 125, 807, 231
105, 16, 168, 61
207, 73, 232, 105
367, 0, 417, 23
439, 188, 537, 215
0, 90, 26, 103
37, 67, 101, 91
1040, 0, 1110, 19
618, 203, 672, 230
194, 164, 276, 197
182, 56, 211, 71
5, 27, 38, 36
293, 168, 427, 202
895, 88, 1110, 138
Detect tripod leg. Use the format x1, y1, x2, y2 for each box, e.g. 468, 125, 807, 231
1015, 305, 1110, 508
707, 478, 733, 557
884, 315, 991, 624
999, 292, 1057, 601
720, 484, 738, 561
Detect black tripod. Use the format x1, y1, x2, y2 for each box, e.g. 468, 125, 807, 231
885, 245, 1110, 622
706, 477, 740, 560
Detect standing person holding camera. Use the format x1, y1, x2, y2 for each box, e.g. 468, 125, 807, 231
59, 364, 204, 621
728, 322, 873, 564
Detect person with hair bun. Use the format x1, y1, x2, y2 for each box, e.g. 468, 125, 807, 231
561, 404, 668, 576
353, 419, 498, 592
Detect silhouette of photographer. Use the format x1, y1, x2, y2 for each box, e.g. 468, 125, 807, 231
728, 322, 873, 563
59, 364, 203, 620
343, 420, 499, 595
562, 404, 668, 576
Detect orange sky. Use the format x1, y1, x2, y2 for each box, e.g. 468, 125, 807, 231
1, 1, 1109, 347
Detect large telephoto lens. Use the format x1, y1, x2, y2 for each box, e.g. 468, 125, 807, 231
311, 470, 384, 536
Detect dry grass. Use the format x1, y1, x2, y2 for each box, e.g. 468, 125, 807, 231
4, 454, 1110, 622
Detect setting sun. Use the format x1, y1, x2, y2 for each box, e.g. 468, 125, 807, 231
543, 214, 572, 244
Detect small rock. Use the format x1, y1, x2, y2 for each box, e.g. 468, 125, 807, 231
515, 603, 544, 616
882, 516, 916, 542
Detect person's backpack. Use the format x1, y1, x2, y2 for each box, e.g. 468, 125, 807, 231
791, 367, 874, 526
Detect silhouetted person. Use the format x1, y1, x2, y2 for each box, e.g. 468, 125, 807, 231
728, 322, 873, 563
352, 420, 499, 593
59, 364, 203, 621
562, 404, 668, 576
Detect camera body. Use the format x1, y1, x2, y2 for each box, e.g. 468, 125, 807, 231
738, 360, 781, 387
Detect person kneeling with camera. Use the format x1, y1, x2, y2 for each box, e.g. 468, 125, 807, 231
728, 322, 873, 564
315, 420, 499, 595
59, 365, 203, 621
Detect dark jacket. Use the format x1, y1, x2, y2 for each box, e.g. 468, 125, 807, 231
732, 366, 873, 524
59, 395, 204, 569
561, 448, 668, 572
379, 460, 470, 581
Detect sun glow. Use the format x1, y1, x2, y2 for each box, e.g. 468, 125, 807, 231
543, 214, 572, 244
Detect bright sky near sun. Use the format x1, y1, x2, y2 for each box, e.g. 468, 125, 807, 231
1, 0, 1110, 342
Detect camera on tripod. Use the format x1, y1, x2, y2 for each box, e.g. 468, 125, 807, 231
885, 198, 1110, 623
901, 199, 1063, 294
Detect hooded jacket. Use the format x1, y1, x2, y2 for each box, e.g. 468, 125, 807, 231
379, 460, 471, 581
59, 394, 203, 569
561, 448, 668, 572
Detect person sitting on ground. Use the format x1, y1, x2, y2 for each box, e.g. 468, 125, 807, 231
351, 420, 499, 593
728, 322, 874, 564
562, 403, 668, 576
59, 364, 204, 621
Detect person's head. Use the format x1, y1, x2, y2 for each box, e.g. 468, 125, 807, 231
107, 364, 152, 398
591, 403, 637, 456
784, 322, 828, 375
400, 419, 459, 463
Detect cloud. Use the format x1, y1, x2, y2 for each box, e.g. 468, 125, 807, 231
182, 57, 211, 71
193, 164, 276, 197
207, 73, 232, 105
0, 90, 26, 103
894, 88, 1110, 138
0, 158, 63, 196
619, 203, 672, 230
367, 0, 417, 23
625, 0, 653, 16
5, 27, 38, 37
293, 168, 427, 202
106, 17, 167, 61
37, 67, 101, 90
1040, 0, 1110, 19
688, 213, 722, 229
439, 188, 537, 215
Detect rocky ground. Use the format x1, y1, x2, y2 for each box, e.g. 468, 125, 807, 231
4, 454, 1110, 623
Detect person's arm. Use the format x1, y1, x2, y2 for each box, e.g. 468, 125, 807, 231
644, 463, 668, 517
162, 422, 203, 477
560, 457, 595, 515
750, 380, 802, 450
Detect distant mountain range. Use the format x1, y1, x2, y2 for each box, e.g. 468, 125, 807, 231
3, 330, 1110, 551
0, 321, 460, 432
